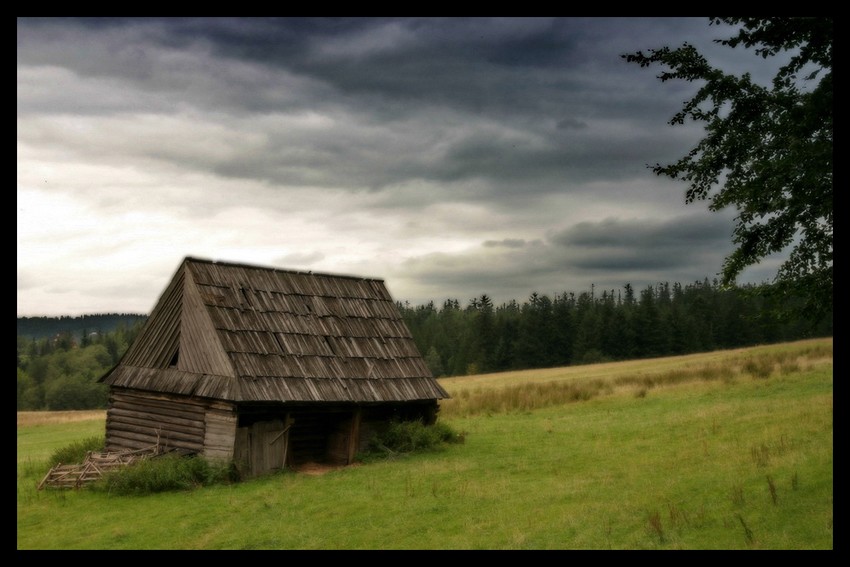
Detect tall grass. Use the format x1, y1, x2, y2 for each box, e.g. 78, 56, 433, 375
17, 338, 832, 550
48, 436, 104, 467
438, 338, 832, 418
92, 454, 238, 495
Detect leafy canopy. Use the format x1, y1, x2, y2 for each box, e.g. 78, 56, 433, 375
623, 17, 832, 323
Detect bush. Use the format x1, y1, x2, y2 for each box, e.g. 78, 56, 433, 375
358, 419, 465, 462
93, 454, 238, 495
577, 349, 612, 365
49, 436, 104, 467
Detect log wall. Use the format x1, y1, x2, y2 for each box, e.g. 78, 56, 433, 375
204, 407, 238, 461
105, 390, 439, 476
105, 389, 235, 456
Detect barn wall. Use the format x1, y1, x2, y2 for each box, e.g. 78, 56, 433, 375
233, 418, 291, 478
105, 389, 236, 457
233, 427, 250, 469
203, 407, 238, 461
105, 392, 440, 474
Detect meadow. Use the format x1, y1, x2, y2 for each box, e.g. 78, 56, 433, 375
17, 338, 833, 550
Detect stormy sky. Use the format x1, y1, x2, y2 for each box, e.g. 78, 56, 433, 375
17, 17, 788, 317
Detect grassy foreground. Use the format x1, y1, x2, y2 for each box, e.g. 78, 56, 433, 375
17, 338, 832, 550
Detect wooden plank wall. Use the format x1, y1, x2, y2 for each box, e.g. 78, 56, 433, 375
232, 418, 290, 478
254, 420, 288, 476
204, 407, 238, 461
120, 269, 183, 369
180, 270, 236, 376
105, 390, 235, 456
233, 427, 250, 473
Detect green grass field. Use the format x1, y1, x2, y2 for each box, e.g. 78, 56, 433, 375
17, 338, 832, 550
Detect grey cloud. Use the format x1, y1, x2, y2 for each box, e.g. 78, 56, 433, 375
549, 214, 733, 273
556, 117, 588, 130
393, 212, 737, 305
18, 17, 788, 316
553, 214, 731, 248
274, 251, 325, 266
16, 17, 713, 198
17, 17, 709, 122
483, 239, 530, 248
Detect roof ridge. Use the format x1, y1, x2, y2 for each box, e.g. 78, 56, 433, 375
182, 256, 384, 283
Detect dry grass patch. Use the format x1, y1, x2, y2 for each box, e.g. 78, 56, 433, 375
17, 410, 106, 427
438, 338, 832, 418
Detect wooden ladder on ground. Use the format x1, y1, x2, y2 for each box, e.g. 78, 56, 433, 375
37, 445, 164, 490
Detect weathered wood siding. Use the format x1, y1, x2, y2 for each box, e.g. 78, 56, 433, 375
203, 407, 238, 461
232, 418, 290, 478
99, 257, 449, 478
119, 268, 183, 369
186, 259, 450, 402
105, 389, 236, 457
100, 257, 450, 403
105, 391, 440, 477
180, 270, 235, 377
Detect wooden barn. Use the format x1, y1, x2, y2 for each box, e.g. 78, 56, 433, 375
98, 257, 449, 478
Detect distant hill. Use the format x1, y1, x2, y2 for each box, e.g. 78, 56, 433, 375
16, 314, 148, 341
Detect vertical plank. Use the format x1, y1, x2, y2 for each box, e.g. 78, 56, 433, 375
347, 408, 362, 465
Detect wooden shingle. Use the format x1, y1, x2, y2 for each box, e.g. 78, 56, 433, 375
101, 257, 448, 403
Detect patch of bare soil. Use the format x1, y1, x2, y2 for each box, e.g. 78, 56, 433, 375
291, 461, 358, 475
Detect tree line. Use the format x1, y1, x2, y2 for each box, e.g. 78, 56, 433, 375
397, 279, 832, 378
17, 321, 145, 411
16, 313, 147, 342
16, 279, 832, 410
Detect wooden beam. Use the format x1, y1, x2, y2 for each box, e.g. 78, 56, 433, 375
347, 408, 362, 465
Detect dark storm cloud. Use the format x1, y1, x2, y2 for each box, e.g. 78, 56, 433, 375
393, 212, 736, 305
16, 16, 726, 207
556, 118, 588, 130
551, 214, 732, 271
18, 17, 781, 316
16, 17, 726, 118
554, 214, 731, 248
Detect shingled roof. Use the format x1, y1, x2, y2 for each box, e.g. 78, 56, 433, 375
100, 257, 449, 404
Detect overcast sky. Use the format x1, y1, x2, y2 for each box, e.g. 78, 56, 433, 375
17, 17, 788, 317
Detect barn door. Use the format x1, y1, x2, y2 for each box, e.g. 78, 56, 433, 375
237, 416, 293, 477
325, 409, 363, 465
